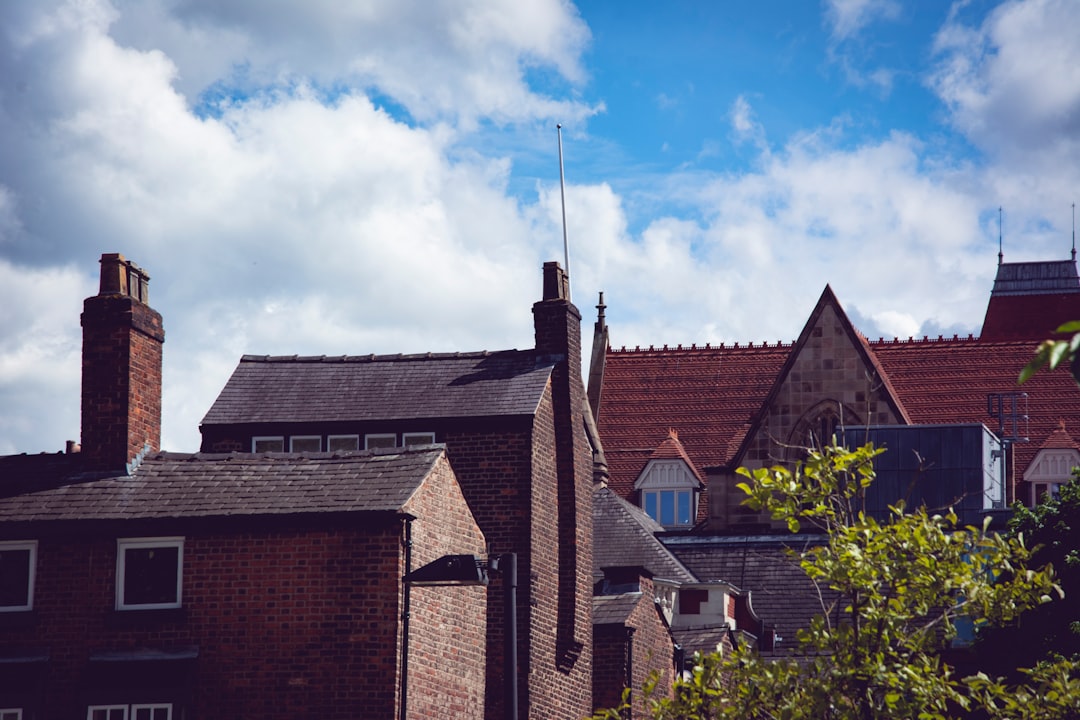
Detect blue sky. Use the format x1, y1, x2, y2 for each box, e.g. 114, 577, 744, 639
2, 0, 1079, 454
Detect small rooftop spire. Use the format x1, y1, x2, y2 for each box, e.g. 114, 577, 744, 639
1072, 203, 1076, 262
998, 206, 1004, 266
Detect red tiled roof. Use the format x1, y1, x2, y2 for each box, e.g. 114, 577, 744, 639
1038, 419, 1080, 450
597, 343, 789, 500
648, 430, 705, 484
598, 316, 1080, 499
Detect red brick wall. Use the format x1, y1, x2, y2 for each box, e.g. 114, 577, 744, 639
531, 268, 595, 719
404, 454, 489, 720
592, 583, 676, 718
80, 294, 164, 472
0, 487, 488, 720
443, 422, 536, 719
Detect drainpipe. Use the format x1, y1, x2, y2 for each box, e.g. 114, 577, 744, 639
625, 628, 635, 720
399, 518, 413, 720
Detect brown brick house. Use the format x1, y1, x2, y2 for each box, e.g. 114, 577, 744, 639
196, 261, 596, 720
0, 254, 487, 720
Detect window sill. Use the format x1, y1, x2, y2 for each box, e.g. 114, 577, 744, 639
106, 607, 188, 628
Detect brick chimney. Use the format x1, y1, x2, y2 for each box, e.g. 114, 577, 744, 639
532, 260, 593, 682
80, 253, 165, 473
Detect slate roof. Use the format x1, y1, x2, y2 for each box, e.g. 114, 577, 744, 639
593, 486, 696, 584
669, 625, 732, 657
200, 351, 554, 426
0, 447, 445, 525
663, 534, 839, 655
592, 592, 645, 626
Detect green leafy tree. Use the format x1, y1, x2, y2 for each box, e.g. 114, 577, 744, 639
593, 443, 1080, 720
1019, 321, 1080, 386
973, 472, 1080, 678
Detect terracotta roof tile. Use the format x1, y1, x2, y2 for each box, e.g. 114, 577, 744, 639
597, 344, 789, 499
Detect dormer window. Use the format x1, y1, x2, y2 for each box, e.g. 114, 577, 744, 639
634, 459, 701, 529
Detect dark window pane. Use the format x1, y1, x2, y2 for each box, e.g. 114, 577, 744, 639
0, 548, 30, 607
124, 546, 179, 606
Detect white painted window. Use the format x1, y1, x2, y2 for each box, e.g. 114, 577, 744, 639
88, 705, 171, 720
252, 436, 284, 453
116, 538, 183, 610
0, 541, 36, 612
0, 708, 23, 720
327, 435, 359, 452
289, 436, 321, 452
402, 432, 436, 446
634, 459, 701, 528
365, 434, 397, 449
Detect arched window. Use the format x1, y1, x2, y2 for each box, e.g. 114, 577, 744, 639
788, 400, 861, 452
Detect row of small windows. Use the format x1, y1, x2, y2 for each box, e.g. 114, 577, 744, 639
252, 432, 436, 453
1, 703, 170, 720
0, 538, 182, 614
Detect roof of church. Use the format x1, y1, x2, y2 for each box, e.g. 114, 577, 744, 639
597, 274, 1080, 499
201, 350, 554, 426
982, 259, 1080, 340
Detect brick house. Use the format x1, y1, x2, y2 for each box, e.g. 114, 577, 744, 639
194, 261, 598, 719
0, 255, 487, 720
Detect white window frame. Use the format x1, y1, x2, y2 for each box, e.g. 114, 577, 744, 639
252, 436, 284, 453
402, 432, 436, 446
364, 433, 397, 449
289, 435, 322, 452
0, 708, 23, 720
131, 704, 172, 720
116, 538, 184, 611
641, 488, 697, 528
88, 704, 172, 720
327, 434, 360, 452
634, 459, 701, 529
0, 540, 36, 612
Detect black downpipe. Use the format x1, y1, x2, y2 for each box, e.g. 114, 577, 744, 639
399, 518, 413, 720
625, 629, 635, 720
501, 553, 519, 720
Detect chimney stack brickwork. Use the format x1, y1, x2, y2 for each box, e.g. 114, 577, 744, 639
531, 261, 595, 717
80, 253, 164, 473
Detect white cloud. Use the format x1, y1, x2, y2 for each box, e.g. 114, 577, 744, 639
930, 0, 1080, 169
823, 0, 901, 41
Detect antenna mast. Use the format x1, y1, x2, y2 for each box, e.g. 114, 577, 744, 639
1072, 203, 1076, 262
557, 123, 571, 299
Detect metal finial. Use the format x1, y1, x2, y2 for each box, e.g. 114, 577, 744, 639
1073, 203, 1076, 262
998, 206, 1003, 266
